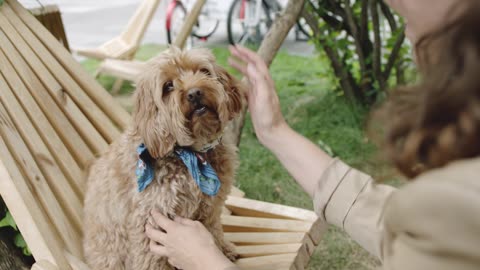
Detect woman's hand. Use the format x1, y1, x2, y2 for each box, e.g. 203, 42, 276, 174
229, 46, 333, 197
228, 45, 287, 146
145, 210, 235, 270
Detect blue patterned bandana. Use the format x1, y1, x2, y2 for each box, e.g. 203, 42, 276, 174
135, 144, 221, 196
174, 148, 221, 196
136, 143, 155, 192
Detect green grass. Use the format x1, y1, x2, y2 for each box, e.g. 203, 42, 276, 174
83, 44, 384, 269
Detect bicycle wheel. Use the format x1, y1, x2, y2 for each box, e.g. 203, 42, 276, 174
166, 0, 187, 45
227, 0, 272, 46
191, 6, 220, 39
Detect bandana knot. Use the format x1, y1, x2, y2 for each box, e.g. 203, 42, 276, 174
135, 144, 221, 196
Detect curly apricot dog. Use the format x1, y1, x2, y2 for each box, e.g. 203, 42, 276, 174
83, 47, 244, 270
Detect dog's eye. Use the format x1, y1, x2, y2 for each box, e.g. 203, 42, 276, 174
199, 68, 211, 76
163, 81, 174, 94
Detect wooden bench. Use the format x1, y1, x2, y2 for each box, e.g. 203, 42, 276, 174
0, 1, 324, 269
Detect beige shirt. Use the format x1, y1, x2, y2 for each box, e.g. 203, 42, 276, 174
314, 157, 480, 270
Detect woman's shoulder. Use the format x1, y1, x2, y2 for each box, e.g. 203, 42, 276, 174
414, 157, 480, 186
381, 157, 480, 269
385, 157, 480, 221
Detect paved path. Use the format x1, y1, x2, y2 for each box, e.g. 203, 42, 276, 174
19, 0, 315, 56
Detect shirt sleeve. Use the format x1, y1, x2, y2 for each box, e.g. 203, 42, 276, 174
313, 158, 396, 260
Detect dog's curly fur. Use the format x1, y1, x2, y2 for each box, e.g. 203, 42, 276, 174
83, 47, 245, 270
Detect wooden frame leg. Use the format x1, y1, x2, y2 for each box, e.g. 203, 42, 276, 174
111, 78, 124, 95
93, 67, 102, 79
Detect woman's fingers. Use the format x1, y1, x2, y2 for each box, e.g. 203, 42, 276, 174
229, 46, 264, 71
149, 240, 168, 257
230, 46, 274, 86
145, 224, 167, 244
151, 210, 174, 232
228, 45, 246, 62
235, 46, 270, 74
228, 57, 248, 76
173, 216, 194, 226
230, 45, 257, 64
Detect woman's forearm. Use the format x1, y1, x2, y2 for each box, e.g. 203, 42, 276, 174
259, 124, 333, 197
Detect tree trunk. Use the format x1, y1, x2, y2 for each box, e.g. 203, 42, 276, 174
256, 0, 306, 67
302, 6, 362, 102
0, 231, 28, 270
225, 0, 306, 146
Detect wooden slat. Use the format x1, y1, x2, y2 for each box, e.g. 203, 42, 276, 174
250, 244, 309, 270
173, 0, 207, 48
222, 215, 313, 233
0, 23, 94, 168
0, 101, 83, 257
0, 43, 85, 195
230, 186, 245, 197
2, 3, 113, 152
121, 0, 161, 45
0, 137, 71, 269
225, 232, 306, 245
8, 0, 130, 132
222, 206, 232, 215
235, 243, 302, 258
76, 38, 135, 60
224, 232, 316, 256
0, 72, 83, 232
97, 59, 144, 82
75, 45, 120, 60
226, 196, 318, 222
235, 254, 297, 270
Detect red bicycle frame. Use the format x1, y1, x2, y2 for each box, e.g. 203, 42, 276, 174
165, 0, 179, 31
240, 0, 247, 19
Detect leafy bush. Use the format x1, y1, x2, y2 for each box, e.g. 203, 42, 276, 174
303, 0, 413, 105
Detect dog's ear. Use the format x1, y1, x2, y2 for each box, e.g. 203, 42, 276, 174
214, 64, 246, 121
132, 72, 176, 159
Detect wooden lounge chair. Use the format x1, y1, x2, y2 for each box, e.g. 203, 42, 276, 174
0, 1, 324, 270
74, 0, 161, 93
74, 0, 160, 61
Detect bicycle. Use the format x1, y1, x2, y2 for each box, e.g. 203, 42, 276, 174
165, 0, 220, 46
227, 0, 311, 46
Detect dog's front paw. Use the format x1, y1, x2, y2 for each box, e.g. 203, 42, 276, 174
221, 241, 239, 262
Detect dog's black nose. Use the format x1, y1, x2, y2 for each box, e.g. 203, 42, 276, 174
187, 88, 203, 103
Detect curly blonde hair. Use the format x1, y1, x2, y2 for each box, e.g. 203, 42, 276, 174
381, 1, 480, 178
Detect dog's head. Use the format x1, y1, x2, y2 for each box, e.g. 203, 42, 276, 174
132, 47, 245, 158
